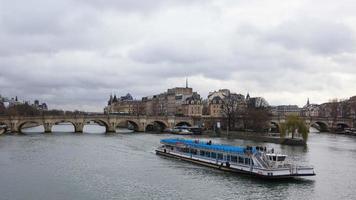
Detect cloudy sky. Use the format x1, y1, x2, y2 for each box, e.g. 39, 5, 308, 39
1, 0, 356, 111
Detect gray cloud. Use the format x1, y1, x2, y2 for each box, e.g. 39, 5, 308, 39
1, 0, 356, 111
263, 18, 356, 55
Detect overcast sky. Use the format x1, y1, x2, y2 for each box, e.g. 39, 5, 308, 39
1, 0, 356, 111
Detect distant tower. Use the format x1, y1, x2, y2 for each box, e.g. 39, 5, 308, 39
246, 92, 250, 100
186, 77, 188, 88
307, 98, 310, 106
113, 95, 118, 103
108, 94, 113, 105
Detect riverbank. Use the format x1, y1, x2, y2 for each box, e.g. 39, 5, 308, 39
203, 130, 306, 146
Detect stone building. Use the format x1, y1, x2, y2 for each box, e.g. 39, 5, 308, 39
207, 89, 247, 117
317, 97, 356, 118
271, 105, 301, 116
246, 94, 269, 108
142, 86, 198, 116
208, 96, 223, 117
207, 89, 230, 102
300, 99, 319, 117
105, 93, 143, 115
182, 93, 203, 116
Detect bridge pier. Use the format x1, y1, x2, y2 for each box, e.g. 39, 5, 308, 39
44, 123, 53, 133
106, 124, 116, 134
74, 123, 84, 133
10, 122, 20, 135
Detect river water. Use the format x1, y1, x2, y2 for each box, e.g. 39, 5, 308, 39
0, 125, 355, 200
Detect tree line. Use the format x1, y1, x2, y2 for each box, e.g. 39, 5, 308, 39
221, 93, 272, 132
0, 103, 85, 116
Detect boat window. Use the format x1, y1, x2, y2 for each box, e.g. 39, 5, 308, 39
217, 153, 223, 160
185, 148, 190, 153
200, 150, 205, 156
226, 155, 231, 161
277, 156, 286, 161
231, 156, 238, 162
206, 152, 211, 157
245, 158, 250, 165
272, 156, 276, 161
251, 159, 254, 166
211, 152, 217, 158
191, 149, 197, 155
238, 157, 244, 164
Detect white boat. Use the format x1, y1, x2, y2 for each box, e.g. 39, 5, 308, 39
156, 138, 315, 179
171, 126, 193, 135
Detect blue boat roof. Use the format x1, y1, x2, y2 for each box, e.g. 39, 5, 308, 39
160, 138, 256, 154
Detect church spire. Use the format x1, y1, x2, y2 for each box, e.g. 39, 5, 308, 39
307, 98, 310, 106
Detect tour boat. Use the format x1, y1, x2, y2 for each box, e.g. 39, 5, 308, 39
156, 138, 316, 179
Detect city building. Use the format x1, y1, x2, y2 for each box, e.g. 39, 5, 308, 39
141, 80, 200, 116
246, 93, 269, 108
301, 98, 319, 117
105, 84, 200, 116
207, 89, 246, 117
207, 89, 230, 102
208, 96, 223, 117
105, 93, 143, 115
271, 105, 301, 116
33, 100, 48, 111
181, 93, 203, 116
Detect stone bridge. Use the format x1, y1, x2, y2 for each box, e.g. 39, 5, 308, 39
270, 116, 355, 132
0, 115, 196, 134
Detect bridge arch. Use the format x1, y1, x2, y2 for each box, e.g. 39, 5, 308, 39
0, 121, 10, 133
17, 120, 44, 133
311, 121, 329, 132
175, 121, 192, 127
84, 119, 110, 133
115, 119, 140, 132
146, 120, 168, 132
336, 123, 350, 132
51, 120, 77, 133
127, 120, 140, 132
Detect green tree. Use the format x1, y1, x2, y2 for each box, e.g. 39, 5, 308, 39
279, 115, 309, 142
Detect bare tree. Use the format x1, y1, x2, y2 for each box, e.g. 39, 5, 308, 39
221, 94, 240, 134
349, 99, 356, 119
329, 99, 339, 130
243, 107, 271, 132
0, 102, 6, 115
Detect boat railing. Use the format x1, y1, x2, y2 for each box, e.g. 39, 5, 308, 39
254, 154, 269, 169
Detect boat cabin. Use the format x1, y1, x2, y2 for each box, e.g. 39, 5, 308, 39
265, 153, 287, 168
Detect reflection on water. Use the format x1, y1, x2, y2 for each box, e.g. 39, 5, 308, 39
1, 125, 356, 200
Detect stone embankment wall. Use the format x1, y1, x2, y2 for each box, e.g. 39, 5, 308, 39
204, 131, 306, 146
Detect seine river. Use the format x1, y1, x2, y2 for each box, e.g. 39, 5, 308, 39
0, 125, 356, 200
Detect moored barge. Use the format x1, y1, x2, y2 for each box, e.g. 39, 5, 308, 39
156, 138, 315, 179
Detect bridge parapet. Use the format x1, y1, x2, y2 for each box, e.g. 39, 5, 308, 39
0, 115, 196, 134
